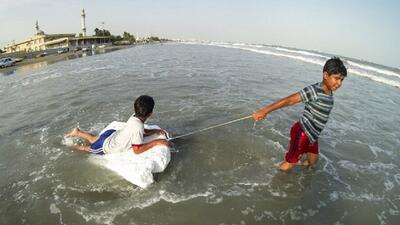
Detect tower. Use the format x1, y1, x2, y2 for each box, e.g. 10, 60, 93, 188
35, 20, 44, 35
35, 20, 39, 33
81, 9, 87, 37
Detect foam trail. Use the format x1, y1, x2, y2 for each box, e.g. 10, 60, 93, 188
183, 41, 400, 89
214, 43, 400, 89
348, 68, 400, 88
347, 61, 400, 78
209, 43, 325, 66
233, 43, 264, 48
274, 47, 330, 59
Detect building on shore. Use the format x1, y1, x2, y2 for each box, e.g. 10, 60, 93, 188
3, 9, 111, 54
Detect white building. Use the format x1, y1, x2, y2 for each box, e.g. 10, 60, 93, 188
3, 9, 111, 53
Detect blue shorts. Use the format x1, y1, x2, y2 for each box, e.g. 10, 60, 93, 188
90, 129, 116, 154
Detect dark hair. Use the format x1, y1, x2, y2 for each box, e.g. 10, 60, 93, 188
323, 57, 347, 77
134, 95, 155, 118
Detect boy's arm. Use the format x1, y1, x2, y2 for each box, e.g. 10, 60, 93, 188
132, 139, 170, 154
144, 129, 166, 137
252, 92, 301, 121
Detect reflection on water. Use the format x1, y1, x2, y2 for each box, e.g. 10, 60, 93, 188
0, 67, 17, 76
15, 61, 49, 74
0, 47, 122, 76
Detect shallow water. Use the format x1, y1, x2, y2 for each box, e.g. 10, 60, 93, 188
0, 43, 399, 225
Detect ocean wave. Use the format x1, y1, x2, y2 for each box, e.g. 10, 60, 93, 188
183, 41, 400, 89
347, 60, 400, 78
68, 188, 214, 224
348, 68, 400, 88
274, 47, 329, 59
232, 42, 264, 48
338, 160, 397, 173
19, 72, 63, 87
206, 42, 400, 89
210, 43, 326, 66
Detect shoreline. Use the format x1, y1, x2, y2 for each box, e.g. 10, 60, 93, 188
0, 44, 144, 75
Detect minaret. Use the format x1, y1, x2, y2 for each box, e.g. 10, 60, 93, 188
81, 9, 87, 37
35, 20, 44, 35
35, 20, 40, 33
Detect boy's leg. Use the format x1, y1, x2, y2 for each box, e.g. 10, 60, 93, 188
302, 153, 319, 167
281, 122, 305, 172
71, 144, 92, 152
66, 128, 99, 144
302, 139, 319, 167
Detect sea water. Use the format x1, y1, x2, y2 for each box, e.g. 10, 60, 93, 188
0, 42, 399, 225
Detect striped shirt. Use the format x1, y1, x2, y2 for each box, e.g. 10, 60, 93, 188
299, 82, 334, 143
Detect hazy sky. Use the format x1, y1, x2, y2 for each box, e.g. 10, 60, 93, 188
1, 0, 399, 68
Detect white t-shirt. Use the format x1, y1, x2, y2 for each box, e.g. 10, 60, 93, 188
103, 116, 144, 154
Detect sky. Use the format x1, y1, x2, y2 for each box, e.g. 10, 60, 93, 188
0, 0, 399, 68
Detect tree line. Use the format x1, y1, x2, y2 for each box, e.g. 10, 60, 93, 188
94, 28, 165, 44
94, 28, 136, 43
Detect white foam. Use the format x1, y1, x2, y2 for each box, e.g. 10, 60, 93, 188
329, 192, 339, 201
221, 185, 247, 197
270, 190, 287, 198
347, 60, 400, 78
261, 211, 278, 220
61, 137, 75, 146
40, 127, 49, 144
274, 47, 329, 59
389, 209, 400, 216
288, 208, 302, 220
241, 206, 255, 215
338, 160, 397, 173
19, 72, 64, 87
50, 203, 61, 214
320, 154, 353, 191
394, 174, 400, 185
29, 164, 48, 183
209, 43, 326, 66
232, 42, 264, 48
219, 43, 400, 89
307, 209, 318, 217
369, 146, 390, 158
185, 40, 400, 89
342, 191, 384, 202
150, 190, 213, 206
348, 68, 400, 88
384, 180, 394, 191
50, 151, 63, 161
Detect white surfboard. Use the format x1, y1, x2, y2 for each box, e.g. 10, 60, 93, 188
87, 121, 171, 188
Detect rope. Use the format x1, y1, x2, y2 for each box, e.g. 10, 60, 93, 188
168, 115, 252, 140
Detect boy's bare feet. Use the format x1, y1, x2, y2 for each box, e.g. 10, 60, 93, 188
65, 128, 80, 138
302, 160, 310, 167
279, 161, 295, 171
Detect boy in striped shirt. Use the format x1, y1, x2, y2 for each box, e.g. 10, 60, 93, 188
252, 57, 347, 171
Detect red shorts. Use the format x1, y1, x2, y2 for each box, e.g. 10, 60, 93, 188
285, 121, 319, 163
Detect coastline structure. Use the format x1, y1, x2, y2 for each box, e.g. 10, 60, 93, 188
3, 9, 111, 54
81, 9, 87, 37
